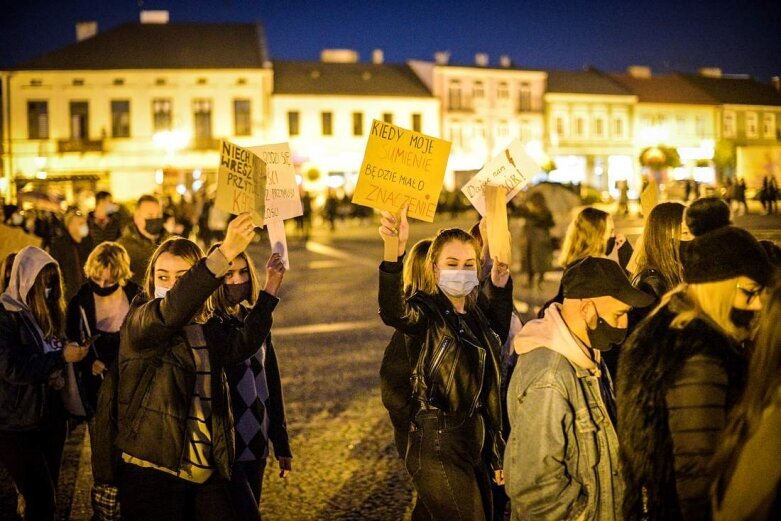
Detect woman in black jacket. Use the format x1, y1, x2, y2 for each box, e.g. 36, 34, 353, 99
207, 244, 289, 519
0, 246, 89, 520
378, 206, 513, 521
116, 212, 280, 521
618, 226, 773, 521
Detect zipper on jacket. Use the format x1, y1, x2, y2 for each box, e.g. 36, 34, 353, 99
427, 337, 452, 381
469, 346, 486, 417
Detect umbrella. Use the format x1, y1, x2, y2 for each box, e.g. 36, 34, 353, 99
520, 182, 582, 239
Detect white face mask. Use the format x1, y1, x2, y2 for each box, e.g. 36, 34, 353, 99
78, 223, 90, 238
154, 286, 170, 299
106, 203, 119, 215
437, 269, 480, 298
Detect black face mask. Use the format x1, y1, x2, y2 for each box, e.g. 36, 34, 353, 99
89, 279, 120, 297
605, 236, 616, 256
144, 217, 164, 236
729, 308, 758, 330
224, 281, 252, 307
586, 314, 628, 352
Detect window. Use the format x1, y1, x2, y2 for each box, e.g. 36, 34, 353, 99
497, 119, 509, 138
155, 78, 166, 86
113, 78, 124, 86
594, 118, 604, 137
497, 82, 509, 99
196, 78, 207, 85
555, 116, 565, 137
746, 112, 758, 138
574, 117, 585, 137
519, 82, 531, 111
676, 115, 687, 134
27, 101, 49, 139
383, 113, 393, 124
412, 113, 422, 132
473, 81, 484, 98
111, 100, 130, 138
614, 117, 624, 138
236, 78, 247, 85
229, 99, 250, 136
193, 99, 212, 139
352, 112, 364, 136
763, 113, 776, 139
287, 111, 299, 136
695, 115, 706, 137
723, 111, 736, 138
448, 80, 462, 110
449, 121, 462, 148
475, 119, 486, 139
321, 111, 333, 136
30, 79, 42, 87
72, 78, 84, 86
520, 120, 531, 142
152, 99, 172, 132
70, 101, 89, 139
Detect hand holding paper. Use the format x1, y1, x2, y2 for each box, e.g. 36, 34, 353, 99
379, 203, 409, 261
263, 252, 286, 297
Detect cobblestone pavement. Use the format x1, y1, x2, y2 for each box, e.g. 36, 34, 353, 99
1, 209, 779, 520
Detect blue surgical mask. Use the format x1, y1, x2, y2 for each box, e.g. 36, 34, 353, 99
437, 270, 480, 298
154, 286, 170, 299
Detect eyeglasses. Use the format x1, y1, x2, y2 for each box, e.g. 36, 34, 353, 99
737, 284, 764, 305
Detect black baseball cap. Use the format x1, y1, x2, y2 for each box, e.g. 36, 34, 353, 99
562, 257, 655, 308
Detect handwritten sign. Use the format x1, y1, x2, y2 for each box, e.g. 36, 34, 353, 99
462, 139, 538, 215
266, 220, 290, 270
485, 186, 512, 264
215, 141, 266, 225
352, 120, 451, 222
248, 143, 302, 224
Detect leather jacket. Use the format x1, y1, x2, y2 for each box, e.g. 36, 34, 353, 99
378, 259, 513, 470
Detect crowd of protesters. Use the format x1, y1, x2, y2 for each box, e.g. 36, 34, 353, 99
0, 175, 779, 521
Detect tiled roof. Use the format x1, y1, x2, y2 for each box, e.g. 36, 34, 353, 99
545, 69, 633, 95
273, 61, 433, 97
608, 73, 718, 104
677, 73, 781, 106
12, 22, 269, 70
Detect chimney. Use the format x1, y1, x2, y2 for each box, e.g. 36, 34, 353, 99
140, 10, 170, 24
499, 55, 512, 68
434, 51, 450, 65
320, 49, 359, 63
772, 76, 781, 92
699, 67, 722, 78
372, 49, 384, 64
627, 65, 652, 78
76, 21, 97, 41
475, 53, 489, 67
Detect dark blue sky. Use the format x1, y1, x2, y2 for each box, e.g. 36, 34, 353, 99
2, 0, 780, 80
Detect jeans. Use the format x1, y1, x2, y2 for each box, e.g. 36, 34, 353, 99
0, 421, 67, 521
118, 463, 237, 521
406, 409, 493, 521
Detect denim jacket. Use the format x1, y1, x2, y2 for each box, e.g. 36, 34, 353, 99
504, 304, 623, 521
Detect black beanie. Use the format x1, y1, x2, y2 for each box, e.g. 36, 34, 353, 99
685, 197, 731, 237
683, 226, 773, 286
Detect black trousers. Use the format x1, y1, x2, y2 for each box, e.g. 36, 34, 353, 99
118, 463, 237, 521
0, 421, 67, 521
231, 458, 266, 520
406, 410, 492, 521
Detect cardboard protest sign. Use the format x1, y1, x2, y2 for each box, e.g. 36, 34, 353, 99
215, 141, 267, 226
640, 176, 659, 219
248, 143, 302, 224
266, 220, 290, 270
352, 120, 451, 223
462, 139, 538, 215
484, 186, 512, 265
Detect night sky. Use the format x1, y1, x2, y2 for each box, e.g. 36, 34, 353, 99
2, 0, 780, 81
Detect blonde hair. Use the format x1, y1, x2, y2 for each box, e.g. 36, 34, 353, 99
207, 244, 261, 315
403, 239, 432, 297
559, 207, 609, 266
84, 242, 133, 286
664, 278, 745, 341
143, 237, 212, 323
419, 228, 481, 302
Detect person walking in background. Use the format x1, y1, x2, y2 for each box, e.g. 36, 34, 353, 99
711, 279, 781, 521
769, 176, 778, 215
208, 244, 290, 519
117, 195, 167, 286
0, 247, 90, 520
723, 177, 735, 209
735, 178, 749, 215
378, 206, 513, 521
88, 191, 122, 245
618, 226, 773, 520
516, 192, 554, 290
49, 209, 94, 302
505, 257, 652, 521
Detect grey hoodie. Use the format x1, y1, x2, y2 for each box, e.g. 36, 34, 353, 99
504, 304, 623, 521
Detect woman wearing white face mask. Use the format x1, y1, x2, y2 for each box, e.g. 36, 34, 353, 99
378, 205, 513, 521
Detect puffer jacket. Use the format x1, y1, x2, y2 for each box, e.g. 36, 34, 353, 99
116, 252, 278, 480
378, 259, 513, 470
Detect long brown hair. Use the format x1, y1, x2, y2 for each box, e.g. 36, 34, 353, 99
635, 202, 685, 289
207, 244, 261, 315
712, 278, 781, 506
559, 207, 609, 266
420, 228, 481, 302
27, 263, 66, 340
403, 239, 432, 297
143, 237, 211, 323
